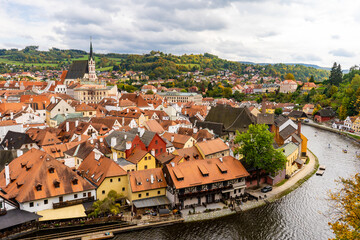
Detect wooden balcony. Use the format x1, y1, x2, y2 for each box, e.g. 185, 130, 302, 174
53, 196, 94, 209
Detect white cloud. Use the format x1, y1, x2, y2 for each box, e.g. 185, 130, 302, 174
0, 0, 359, 68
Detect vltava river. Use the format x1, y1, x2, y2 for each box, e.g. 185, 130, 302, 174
116, 126, 360, 240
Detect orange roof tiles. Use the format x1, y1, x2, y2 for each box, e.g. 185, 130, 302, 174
128, 168, 166, 193
0, 149, 95, 203
196, 138, 229, 156
166, 156, 249, 189
78, 152, 126, 186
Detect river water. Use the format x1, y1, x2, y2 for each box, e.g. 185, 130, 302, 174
115, 126, 360, 240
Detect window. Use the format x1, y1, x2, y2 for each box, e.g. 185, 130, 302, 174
36, 184, 42, 191
58, 109, 60, 111
72, 179, 78, 185
74, 194, 78, 199
30, 202, 34, 207
83, 193, 86, 197
138, 194, 142, 198
66, 108, 68, 111
145, 156, 147, 160
157, 191, 161, 195
155, 149, 158, 154
54, 181, 60, 188
234, 189, 237, 194
146, 192, 149, 196
59, 196, 63, 202
110, 179, 113, 183
118, 178, 121, 182
160, 148, 163, 153
144, 165, 148, 169
49, 167, 54, 174
44, 199, 48, 204
155, 140, 158, 145
102, 190, 105, 195
122, 187, 125, 191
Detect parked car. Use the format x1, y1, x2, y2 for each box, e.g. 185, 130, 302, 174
349, 129, 355, 133
304, 119, 309, 123
261, 186, 273, 193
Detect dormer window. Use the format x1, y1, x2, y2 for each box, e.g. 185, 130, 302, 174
36, 184, 42, 191
72, 179, 78, 185
49, 167, 55, 174
54, 180, 60, 188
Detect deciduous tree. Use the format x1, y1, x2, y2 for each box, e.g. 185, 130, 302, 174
328, 174, 360, 240
234, 124, 287, 187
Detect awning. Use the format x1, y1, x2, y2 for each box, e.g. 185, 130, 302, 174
133, 196, 170, 209
0, 209, 42, 230
37, 204, 87, 221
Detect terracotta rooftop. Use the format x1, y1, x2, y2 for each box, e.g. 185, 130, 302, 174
166, 156, 249, 189
128, 168, 166, 193
0, 149, 95, 203
196, 138, 229, 156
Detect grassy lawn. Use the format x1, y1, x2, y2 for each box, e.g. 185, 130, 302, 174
97, 66, 113, 72
275, 179, 288, 187
346, 133, 360, 140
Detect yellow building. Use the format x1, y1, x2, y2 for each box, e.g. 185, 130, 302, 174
351, 117, 360, 133
279, 142, 300, 177
77, 152, 128, 200
127, 168, 168, 214
300, 133, 308, 156
265, 108, 275, 114
126, 149, 157, 171
75, 103, 97, 117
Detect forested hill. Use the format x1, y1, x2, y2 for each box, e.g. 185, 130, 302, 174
0, 47, 329, 81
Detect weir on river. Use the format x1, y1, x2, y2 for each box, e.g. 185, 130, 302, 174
115, 125, 360, 240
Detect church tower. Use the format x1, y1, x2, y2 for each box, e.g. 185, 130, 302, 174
88, 38, 97, 82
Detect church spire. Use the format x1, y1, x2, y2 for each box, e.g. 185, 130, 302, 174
89, 36, 93, 60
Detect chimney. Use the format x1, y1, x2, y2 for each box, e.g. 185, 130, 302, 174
219, 157, 223, 162
297, 120, 301, 137
90, 139, 94, 144
150, 174, 154, 184
170, 162, 175, 167
111, 137, 117, 147
139, 128, 145, 137
99, 137, 103, 143
124, 134, 127, 139
112, 151, 117, 161
5, 164, 10, 186
262, 101, 266, 114
66, 121, 70, 132
122, 117, 125, 126
78, 135, 81, 141
126, 141, 132, 150
171, 135, 174, 142
151, 149, 155, 156
17, 149, 23, 157
10, 112, 13, 120
75, 120, 79, 127
127, 109, 129, 113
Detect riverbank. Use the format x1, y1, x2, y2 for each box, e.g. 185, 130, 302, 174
303, 122, 360, 144
183, 149, 319, 222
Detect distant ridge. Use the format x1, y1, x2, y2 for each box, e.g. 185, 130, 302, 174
238, 61, 331, 71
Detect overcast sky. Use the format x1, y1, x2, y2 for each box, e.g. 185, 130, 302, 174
0, 0, 359, 68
